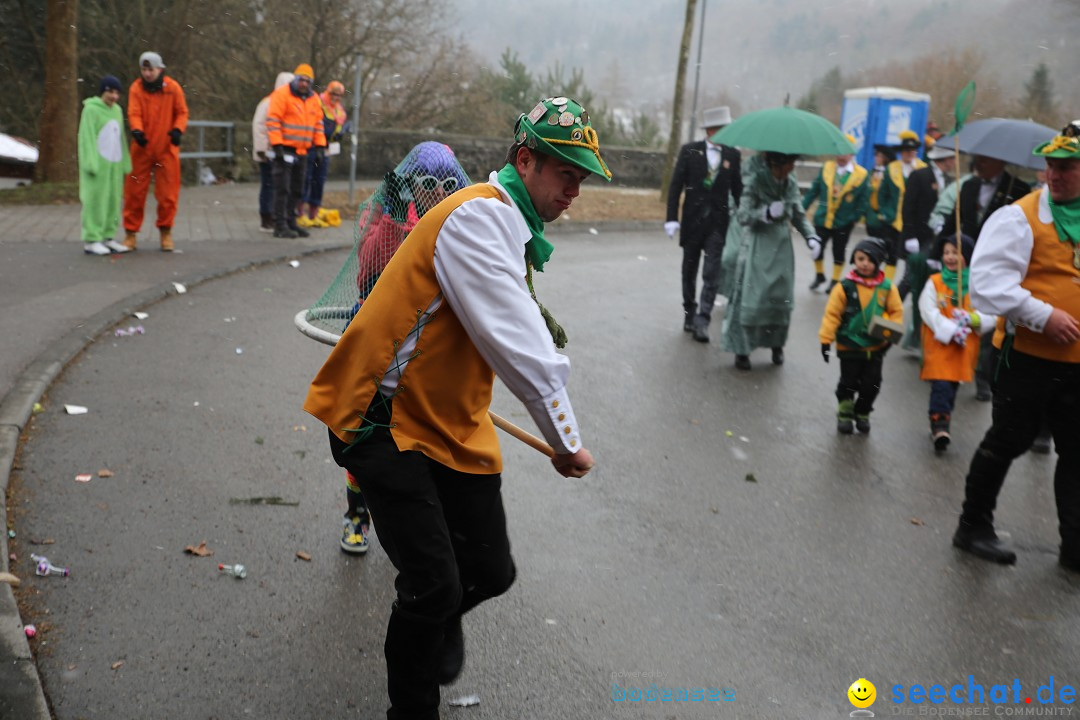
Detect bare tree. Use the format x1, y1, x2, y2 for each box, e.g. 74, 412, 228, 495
660, 0, 696, 202
35, 0, 79, 183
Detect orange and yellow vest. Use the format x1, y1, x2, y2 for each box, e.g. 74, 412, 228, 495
304, 184, 505, 474
1012, 190, 1080, 363
920, 273, 981, 382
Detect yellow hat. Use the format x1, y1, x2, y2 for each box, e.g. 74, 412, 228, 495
844, 133, 856, 145
898, 130, 921, 150
293, 63, 314, 80
924, 134, 936, 149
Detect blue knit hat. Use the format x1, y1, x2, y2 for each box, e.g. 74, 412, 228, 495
99, 75, 122, 94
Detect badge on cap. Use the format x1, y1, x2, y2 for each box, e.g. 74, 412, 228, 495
527, 102, 548, 125
559, 111, 575, 127
551, 96, 568, 106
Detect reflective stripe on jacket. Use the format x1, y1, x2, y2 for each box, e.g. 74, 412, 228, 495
266, 84, 326, 155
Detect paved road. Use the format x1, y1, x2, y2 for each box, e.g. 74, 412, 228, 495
8, 227, 1079, 719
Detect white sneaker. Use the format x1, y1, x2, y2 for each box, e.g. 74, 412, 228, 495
104, 239, 132, 253
83, 242, 110, 255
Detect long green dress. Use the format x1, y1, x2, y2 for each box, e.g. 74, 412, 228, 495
78, 96, 130, 244
721, 154, 816, 355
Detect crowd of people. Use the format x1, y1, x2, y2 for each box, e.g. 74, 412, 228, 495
77, 56, 349, 253
668, 107, 1080, 582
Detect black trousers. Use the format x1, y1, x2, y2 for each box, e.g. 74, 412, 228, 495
878, 226, 901, 266
815, 223, 854, 267
271, 154, 306, 229
836, 350, 886, 415
959, 350, 1080, 553
328, 397, 516, 720
681, 224, 727, 317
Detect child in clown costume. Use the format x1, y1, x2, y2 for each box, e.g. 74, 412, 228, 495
78, 76, 132, 255
918, 234, 996, 451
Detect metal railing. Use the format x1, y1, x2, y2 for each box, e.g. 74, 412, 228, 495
178, 120, 234, 161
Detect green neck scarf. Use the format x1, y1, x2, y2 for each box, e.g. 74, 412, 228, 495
1047, 193, 1080, 244
497, 163, 553, 271
495, 163, 567, 348
940, 266, 969, 302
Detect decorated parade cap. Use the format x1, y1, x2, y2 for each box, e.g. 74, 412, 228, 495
1033, 121, 1080, 159
898, 130, 921, 151
515, 97, 612, 181
873, 144, 896, 162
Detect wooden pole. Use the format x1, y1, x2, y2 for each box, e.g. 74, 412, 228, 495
490, 412, 554, 458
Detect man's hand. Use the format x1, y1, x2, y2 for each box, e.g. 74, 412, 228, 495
169, 128, 182, 146
1044, 308, 1080, 345
132, 130, 148, 147
664, 221, 680, 239
821, 343, 831, 363
904, 238, 920, 254
256, 150, 266, 161
551, 448, 594, 478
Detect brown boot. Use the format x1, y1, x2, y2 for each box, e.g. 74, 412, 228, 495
123, 231, 138, 250
160, 227, 174, 252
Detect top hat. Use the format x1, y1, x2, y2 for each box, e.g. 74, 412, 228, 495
700, 106, 733, 130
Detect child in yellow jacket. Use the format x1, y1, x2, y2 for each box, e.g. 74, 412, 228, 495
918, 234, 996, 451
819, 238, 904, 434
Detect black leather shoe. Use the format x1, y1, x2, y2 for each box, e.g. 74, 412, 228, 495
809, 273, 826, 291
438, 616, 464, 685
855, 415, 870, 433
273, 227, 298, 238
692, 325, 710, 343
734, 355, 751, 370
683, 314, 694, 332
952, 526, 1017, 564
771, 347, 784, 365
289, 223, 311, 238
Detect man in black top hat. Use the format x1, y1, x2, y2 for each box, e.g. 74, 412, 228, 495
666, 106, 743, 342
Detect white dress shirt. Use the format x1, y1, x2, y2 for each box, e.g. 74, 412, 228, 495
970, 189, 1055, 334
376, 172, 582, 454
706, 142, 722, 173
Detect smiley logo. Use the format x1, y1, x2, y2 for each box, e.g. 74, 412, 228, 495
848, 678, 876, 709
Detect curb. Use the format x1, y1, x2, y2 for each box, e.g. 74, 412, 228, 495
0, 241, 350, 720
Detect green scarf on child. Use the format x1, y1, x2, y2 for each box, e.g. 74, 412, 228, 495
941, 266, 969, 302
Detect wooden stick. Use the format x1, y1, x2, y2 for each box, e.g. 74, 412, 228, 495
489, 412, 554, 458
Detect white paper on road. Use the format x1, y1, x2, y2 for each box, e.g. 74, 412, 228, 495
64, 405, 88, 415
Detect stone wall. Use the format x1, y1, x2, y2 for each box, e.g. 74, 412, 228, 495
206, 123, 666, 188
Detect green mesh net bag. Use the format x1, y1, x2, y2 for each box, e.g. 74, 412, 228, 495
296, 141, 472, 345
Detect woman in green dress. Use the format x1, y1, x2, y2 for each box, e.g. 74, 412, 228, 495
721, 152, 820, 370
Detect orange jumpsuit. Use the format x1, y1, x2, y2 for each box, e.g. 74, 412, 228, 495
123, 76, 189, 231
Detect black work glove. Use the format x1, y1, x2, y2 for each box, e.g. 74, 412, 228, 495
169, 128, 182, 146
313, 145, 326, 161
132, 130, 148, 147
821, 343, 831, 363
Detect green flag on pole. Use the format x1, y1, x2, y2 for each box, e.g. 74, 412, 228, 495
950, 81, 976, 136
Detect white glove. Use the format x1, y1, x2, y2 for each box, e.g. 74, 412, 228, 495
904, 238, 920, 254
807, 236, 823, 261
767, 200, 785, 220
664, 221, 680, 239
926, 259, 942, 271
952, 325, 972, 346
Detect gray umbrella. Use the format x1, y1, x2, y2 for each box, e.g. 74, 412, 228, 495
934, 118, 1057, 170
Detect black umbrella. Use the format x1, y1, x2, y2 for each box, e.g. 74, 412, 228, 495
934, 118, 1057, 169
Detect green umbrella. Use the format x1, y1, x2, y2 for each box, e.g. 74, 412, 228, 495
710, 106, 855, 155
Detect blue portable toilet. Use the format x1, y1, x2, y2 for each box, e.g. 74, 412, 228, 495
840, 87, 931, 169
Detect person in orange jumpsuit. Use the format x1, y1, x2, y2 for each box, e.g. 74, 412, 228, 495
122, 51, 188, 252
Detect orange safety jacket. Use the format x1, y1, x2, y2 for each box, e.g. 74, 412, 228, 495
127, 76, 188, 158
266, 83, 326, 156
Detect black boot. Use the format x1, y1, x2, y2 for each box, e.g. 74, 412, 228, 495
953, 449, 1016, 564
734, 354, 751, 371
683, 303, 697, 332
273, 225, 298, 239
259, 212, 273, 231
809, 273, 826, 291
437, 615, 464, 685
771, 347, 784, 365
692, 317, 710, 343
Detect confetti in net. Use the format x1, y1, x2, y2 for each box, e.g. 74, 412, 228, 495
297, 142, 472, 344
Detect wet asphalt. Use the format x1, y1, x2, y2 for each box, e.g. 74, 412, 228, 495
8, 229, 1079, 719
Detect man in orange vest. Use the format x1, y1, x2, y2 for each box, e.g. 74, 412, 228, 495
266, 63, 325, 238
952, 121, 1080, 571
305, 96, 606, 718
122, 51, 188, 251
